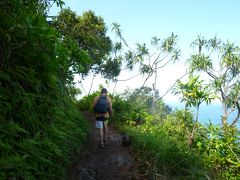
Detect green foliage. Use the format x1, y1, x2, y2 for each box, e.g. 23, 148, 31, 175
100, 57, 122, 80
0, 1, 89, 179
53, 9, 121, 80
104, 88, 172, 126
172, 76, 214, 150
79, 88, 240, 179
111, 23, 180, 89
120, 105, 240, 179
173, 76, 213, 108
189, 54, 212, 71
56, 37, 91, 84
123, 87, 172, 115
77, 91, 100, 111
189, 36, 240, 126
152, 109, 240, 179
162, 109, 194, 140
2, 2, 239, 179
108, 89, 239, 179
80, 88, 204, 178
196, 124, 240, 179
122, 124, 206, 179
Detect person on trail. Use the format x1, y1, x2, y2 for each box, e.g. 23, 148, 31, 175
93, 88, 113, 148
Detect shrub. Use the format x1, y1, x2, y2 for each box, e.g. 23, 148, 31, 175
0, 1, 89, 179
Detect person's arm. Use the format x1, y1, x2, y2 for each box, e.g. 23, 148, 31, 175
93, 96, 98, 110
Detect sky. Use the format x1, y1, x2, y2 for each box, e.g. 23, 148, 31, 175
49, 0, 240, 103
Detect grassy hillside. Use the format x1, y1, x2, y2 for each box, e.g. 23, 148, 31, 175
0, 1, 89, 179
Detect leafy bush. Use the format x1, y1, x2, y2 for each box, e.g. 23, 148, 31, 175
0, 1, 89, 179
195, 124, 240, 179
77, 91, 99, 111
78, 89, 240, 179
122, 125, 206, 179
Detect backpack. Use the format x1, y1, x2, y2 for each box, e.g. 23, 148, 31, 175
94, 96, 109, 114
122, 134, 131, 147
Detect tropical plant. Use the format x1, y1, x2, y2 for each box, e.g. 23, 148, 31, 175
189, 36, 240, 127
111, 23, 181, 111
0, 1, 89, 179
197, 124, 240, 179
172, 76, 214, 147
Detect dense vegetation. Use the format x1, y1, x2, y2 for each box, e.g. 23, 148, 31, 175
0, 0, 115, 179
80, 88, 240, 179
1, 0, 239, 179
79, 34, 240, 178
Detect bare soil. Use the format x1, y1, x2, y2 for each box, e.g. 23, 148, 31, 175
67, 111, 145, 180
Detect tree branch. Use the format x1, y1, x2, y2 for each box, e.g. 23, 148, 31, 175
156, 70, 189, 100
88, 74, 96, 95
141, 71, 153, 89
112, 81, 118, 96
230, 101, 240, 126
228, 144, 240, 163
78, 81, 87, 94
227, 107, 237, 117
154, 59, 172, 70
206, 70, 218, 79
150, 51, 162, 69
151, 54, 169, 70
117, 74, 141, 81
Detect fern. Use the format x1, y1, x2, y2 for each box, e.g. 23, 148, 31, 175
0, 0, 89, 179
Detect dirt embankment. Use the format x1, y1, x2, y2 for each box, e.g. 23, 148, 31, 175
67, 111, 145, 180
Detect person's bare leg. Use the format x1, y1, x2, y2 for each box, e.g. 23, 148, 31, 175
104, 121, 108, 144
99, 128, 104, 147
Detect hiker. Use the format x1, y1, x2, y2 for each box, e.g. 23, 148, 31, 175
93, 88, 113, 148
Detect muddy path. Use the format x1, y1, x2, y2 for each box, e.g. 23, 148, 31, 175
67, 111, 145, 180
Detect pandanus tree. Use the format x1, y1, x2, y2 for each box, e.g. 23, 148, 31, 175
112, 23, 181, 113
189, 36, 240, 127
173, 76, 213, 147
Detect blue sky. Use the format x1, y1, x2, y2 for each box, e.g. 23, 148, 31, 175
49, 0, 240, 102
50, 0, 240, 47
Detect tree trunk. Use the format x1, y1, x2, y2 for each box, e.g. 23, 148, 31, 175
152, 63, 158, 114
189, 105, 200, 149
113, 81, 118, 96
88, 73, 96, 95
221, 101, 227, 126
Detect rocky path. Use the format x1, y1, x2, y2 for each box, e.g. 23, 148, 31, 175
67, 111, 144, 180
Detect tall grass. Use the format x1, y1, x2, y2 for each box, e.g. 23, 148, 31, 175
122, 124, 206, 180
0, 1, 89, 179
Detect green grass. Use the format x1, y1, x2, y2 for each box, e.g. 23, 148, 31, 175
121, 125, 207, 180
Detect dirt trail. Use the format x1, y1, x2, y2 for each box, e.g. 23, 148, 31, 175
67, 111, 144, 180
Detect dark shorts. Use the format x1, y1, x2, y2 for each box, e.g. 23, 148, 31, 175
96, 116, 106, 121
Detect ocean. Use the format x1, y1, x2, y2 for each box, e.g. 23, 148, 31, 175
167, 101, 239, 127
